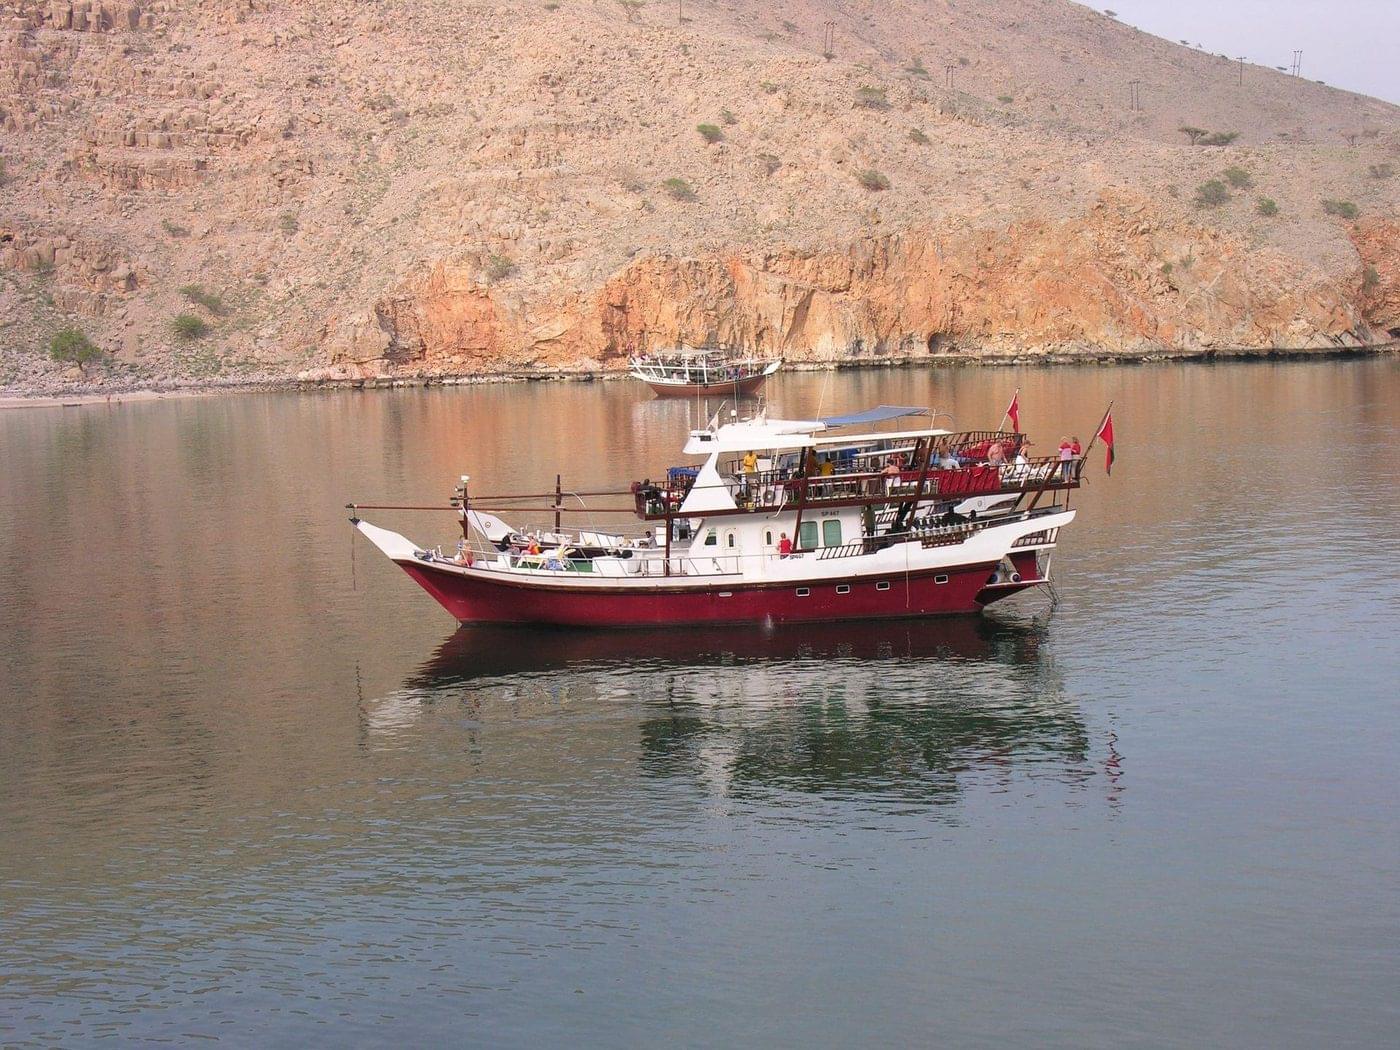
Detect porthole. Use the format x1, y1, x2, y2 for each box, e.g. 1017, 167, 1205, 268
796, 587, 810, 597
836, 584, 851, 595
876, 581, 891, 592
935, 574, 949, 585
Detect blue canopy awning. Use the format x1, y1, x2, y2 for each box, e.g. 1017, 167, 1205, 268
819, 405, 931, 428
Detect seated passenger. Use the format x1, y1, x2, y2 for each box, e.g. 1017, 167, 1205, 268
987, 442, 1006, 466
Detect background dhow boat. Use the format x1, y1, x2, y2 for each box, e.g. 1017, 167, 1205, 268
350, 404, 1109, 628
628, 347, 782, 398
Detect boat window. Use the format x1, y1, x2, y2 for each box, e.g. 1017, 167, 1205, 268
703, 529, 718, 546
796, 587, 810, 597
876, 581, 891, 591
725, 531, 737, 549
836, 584, 851, 595
765, 530, 773, 546
935, 574, 950, 585
799, 521, 819, 549
822, 520, 843, 547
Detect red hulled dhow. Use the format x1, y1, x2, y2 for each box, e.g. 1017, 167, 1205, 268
351, 404, 1100, 628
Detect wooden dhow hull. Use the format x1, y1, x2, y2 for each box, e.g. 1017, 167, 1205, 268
643, 371, 774, 399
355, 520, 1054, 629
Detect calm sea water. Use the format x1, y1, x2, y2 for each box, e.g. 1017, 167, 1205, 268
1, 360, 1397, 1047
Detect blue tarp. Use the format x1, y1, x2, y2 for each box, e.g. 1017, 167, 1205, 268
819, 405, 931, 428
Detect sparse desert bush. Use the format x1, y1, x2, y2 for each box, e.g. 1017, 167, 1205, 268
0, 157, 7, 186
279, 212, 299, 235
172, 313, 209, 341
1322, 199, 1359, 220
616, 0, 644, 22
997, 94, 1014, 104
1256, 197, 1279, 217
1194, 180, 1229, 207
958, 56, 970, 67
909, 127, 930, 145
756, 153, 781, 176
854, 86, 889, 110
781, 20, 797, 33
720, 108, 737, 126
1369, 163, 1395, 179
697, 123, 723, 144
1201, 131, 1239, 146
544, 2, 559, 10
662, 177, 696, 201
1178, 125, 1207, 145
179, 284, 225, 314
759, 80, 780, 94
49, 328, 102, 368
1160, 262, 1173, 276
161, 219, 189, 238
856, 168, 890, 191
905, 58, 929, 77
484, 254, 516, 282
1362, 265, 1380, 291
1222, 166, 1254, 189
620, 175, 646, 193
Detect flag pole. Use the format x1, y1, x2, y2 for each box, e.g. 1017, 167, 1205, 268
1079, 401, 1114, 478
997, 387, 1019, 432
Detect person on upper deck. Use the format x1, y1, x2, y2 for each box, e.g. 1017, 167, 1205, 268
804, 448, 819, 477
987, 441, 1007, 467
742, 449, 759, 474
1058, 438, 1074, 480
881, 456, 902, 478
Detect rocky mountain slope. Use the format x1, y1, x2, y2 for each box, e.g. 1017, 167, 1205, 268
1, 0, 1397, 392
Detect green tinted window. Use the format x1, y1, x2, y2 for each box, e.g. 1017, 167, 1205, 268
798, 521, 819, 549
822, 519, 843, 547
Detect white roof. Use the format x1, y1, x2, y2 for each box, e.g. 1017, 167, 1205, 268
683, 420, 950, 455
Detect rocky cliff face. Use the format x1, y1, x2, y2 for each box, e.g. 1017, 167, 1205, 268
327, 191, 1388, 379
1, 0, 1397, 391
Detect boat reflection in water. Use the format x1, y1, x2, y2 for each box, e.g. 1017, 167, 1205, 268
367, 613, 1104, 805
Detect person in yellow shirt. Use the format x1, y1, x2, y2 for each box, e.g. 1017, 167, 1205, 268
742, 449, 758, 474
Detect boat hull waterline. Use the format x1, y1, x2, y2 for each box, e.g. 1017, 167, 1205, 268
356, 520, 1048, 628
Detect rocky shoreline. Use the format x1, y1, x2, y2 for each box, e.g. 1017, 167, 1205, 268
3, 340, 1394, 409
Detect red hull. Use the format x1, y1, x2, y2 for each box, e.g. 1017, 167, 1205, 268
645, 372, 772, 398
397, 559, 1037, 627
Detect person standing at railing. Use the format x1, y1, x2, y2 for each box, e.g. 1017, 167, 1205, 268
778, 532, 793, 558
1058, 438, 1074, 481
742, 449, 758, 474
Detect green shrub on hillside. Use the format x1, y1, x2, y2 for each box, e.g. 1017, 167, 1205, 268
697, 123, 723, 144
1369, 163, 1395, 179
484, 254, 516, 282
856, 168, 890, 191
854, 86, 889, 110
1194, 180, 1230, 207
1201, 131, 1240, 146
997, 94, 1014, 104
756, 153, 781, 176
49, 328, 102, 368
1256, 197, 1279, 217
1222, 166, 1254, 189
909, 127, 930, 145
172, 313, 209, 341
1322, 199, 1359, 220
179, 284, 225, 314
662, 177, 696, 201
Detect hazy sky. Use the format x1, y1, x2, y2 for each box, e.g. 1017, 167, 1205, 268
1099, 0, 1400, 105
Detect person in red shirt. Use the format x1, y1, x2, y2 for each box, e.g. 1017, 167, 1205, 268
778, 532, 793, 558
